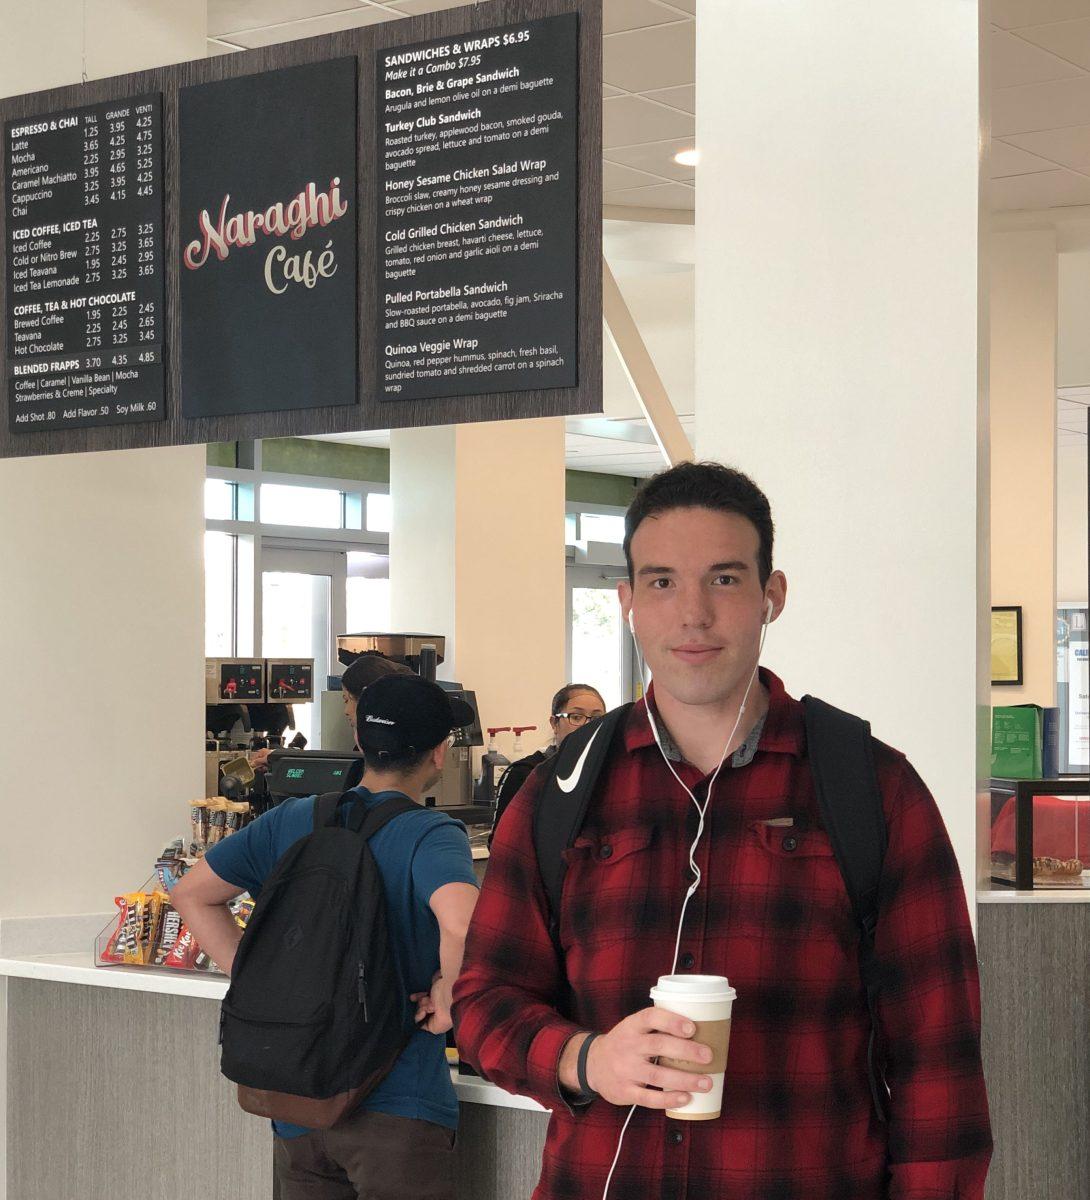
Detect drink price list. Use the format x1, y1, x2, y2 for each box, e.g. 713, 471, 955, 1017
378, 13, 578, 402
4, 93, 165, 433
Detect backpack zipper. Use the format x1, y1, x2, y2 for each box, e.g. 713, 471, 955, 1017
358, 960, 369, 1021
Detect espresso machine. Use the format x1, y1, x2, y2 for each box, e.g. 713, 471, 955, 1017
204, 657, 315, 799
328, 633, 487, 818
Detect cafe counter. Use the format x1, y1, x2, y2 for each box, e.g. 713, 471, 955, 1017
0, 914, 549, 1200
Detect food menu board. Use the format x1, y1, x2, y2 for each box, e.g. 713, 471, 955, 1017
4, 94, 165, 433
377, 13, 578, 401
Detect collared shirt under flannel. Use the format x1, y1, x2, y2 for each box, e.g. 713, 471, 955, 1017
452, 670, 992, 1200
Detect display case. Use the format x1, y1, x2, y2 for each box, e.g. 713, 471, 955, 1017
990, 777, 1090, 889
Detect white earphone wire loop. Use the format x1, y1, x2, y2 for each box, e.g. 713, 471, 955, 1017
600, 609, 770, 1200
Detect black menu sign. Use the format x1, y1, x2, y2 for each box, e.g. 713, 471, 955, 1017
377, 14, 578, 401
4, 94, 165, 432
179, 58, 358, 420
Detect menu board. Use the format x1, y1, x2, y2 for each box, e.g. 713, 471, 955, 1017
377, 14, 578, 401
4, 94, 165, 433
178, 59, 358, 420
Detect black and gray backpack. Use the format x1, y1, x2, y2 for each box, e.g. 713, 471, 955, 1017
220, 790, 419, 1129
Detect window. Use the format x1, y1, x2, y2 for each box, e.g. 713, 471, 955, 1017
571, 586, 627, 710
204, 531, 236, 656
580, 513, 625, 545
366, 492, 392, 533
346, 551, 391, 632
260, 483, 344, 528
204, 478, 236, 520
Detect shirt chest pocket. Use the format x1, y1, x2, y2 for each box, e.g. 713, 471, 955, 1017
559, 826, 656, 950
736, 820, 854, 940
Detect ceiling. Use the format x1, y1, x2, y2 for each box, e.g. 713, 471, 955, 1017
207, 0, 696, 213
991, 0, 1090, 211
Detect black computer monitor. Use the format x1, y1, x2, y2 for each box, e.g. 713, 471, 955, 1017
265, 750, 365, 803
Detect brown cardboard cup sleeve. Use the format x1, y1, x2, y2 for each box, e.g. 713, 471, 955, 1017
657, 1019, 731, 1074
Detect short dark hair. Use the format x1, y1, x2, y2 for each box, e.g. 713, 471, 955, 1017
360, 745, 435, 775
550, 683, 605, 716
340, 652, 412, 700
624, 461, 774, 586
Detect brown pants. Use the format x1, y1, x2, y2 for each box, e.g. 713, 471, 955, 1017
273, 1109, 456, 1200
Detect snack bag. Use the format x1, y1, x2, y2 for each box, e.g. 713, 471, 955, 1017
206, 798, 228, 848
101, 894, 138, 964
165, 924, 203, 971
190, 800, 210, 855
153, 902, 184, 967
224, 801, 250, 838
122, 894, 150, 965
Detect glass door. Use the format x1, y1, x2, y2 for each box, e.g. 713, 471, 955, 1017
566, 564, 635, 710
261, 548, 346, 749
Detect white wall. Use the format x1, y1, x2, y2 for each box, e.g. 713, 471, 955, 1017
0, 446, 205, 915
695, 2, 981, 900
989, 230, 1057, 708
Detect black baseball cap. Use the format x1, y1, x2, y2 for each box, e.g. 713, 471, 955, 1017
356, 674, 475, 756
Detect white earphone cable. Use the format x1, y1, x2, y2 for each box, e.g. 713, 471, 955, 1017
600, 608, 771, 1200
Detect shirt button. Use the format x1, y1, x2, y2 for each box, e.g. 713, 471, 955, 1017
680, 952, 695, 970
599, 844, 613, 860
669, 1129, 683, 1145
782, 835, 798, 852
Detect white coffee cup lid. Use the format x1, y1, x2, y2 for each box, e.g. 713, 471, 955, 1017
651, 974, 736, 1002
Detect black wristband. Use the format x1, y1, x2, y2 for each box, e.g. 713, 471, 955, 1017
576, 1032, 600, 1099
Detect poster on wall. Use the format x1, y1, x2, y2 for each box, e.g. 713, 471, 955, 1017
4, 94, 166, 433
1068, 641, 1089, 770
178, 58, 358, 419
376, 13, 579, 402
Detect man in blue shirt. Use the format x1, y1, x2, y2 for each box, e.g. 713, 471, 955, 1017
174, 674, 480, 1200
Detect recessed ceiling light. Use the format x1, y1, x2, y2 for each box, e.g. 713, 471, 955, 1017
674, 148, 699, 167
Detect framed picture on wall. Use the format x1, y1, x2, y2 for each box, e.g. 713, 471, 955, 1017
991, 606, 1024, 686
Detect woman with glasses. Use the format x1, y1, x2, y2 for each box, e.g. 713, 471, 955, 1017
489, 684, 606, 847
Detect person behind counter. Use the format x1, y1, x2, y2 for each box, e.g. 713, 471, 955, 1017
174, 674, 480, 1200
489, 683, 606, 847
452, 460, 992, 1200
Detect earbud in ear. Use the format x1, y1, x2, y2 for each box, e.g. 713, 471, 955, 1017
764, 599, 774, 625
627, 609, 635, 635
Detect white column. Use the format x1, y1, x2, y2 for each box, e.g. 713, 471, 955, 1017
390, 418, 568, 738
695, 2, 981, 899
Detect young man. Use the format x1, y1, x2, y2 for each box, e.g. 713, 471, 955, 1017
175, 674, 480, 1200
452, 462, 992, 1200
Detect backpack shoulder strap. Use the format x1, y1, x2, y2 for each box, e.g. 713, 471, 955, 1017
802, 694, 889, 1122
533, 703, 633, 940
350, 794, 421, 840
313, 790, 347, 829
802, 696, 886, 925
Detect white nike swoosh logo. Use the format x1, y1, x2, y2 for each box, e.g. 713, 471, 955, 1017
556, 725, 603, 793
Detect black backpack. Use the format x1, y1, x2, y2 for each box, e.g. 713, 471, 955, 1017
220, 790, 419, 1129
532, 697, 889, 1121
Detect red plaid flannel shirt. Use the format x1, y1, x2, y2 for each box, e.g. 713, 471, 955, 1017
452, 671, 992, 1200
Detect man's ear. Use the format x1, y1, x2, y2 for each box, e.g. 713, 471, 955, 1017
617, 578, 632, 625
433, 740, 450, 771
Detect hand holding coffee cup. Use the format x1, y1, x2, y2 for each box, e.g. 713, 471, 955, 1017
583, 1006, 716, 1110
650, 975, 736, 1120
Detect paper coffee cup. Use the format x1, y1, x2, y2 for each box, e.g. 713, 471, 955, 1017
649, 974, 736, 1121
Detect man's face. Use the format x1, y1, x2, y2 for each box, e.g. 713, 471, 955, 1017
619, 507, 785, 709
342, 690, 359, 747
